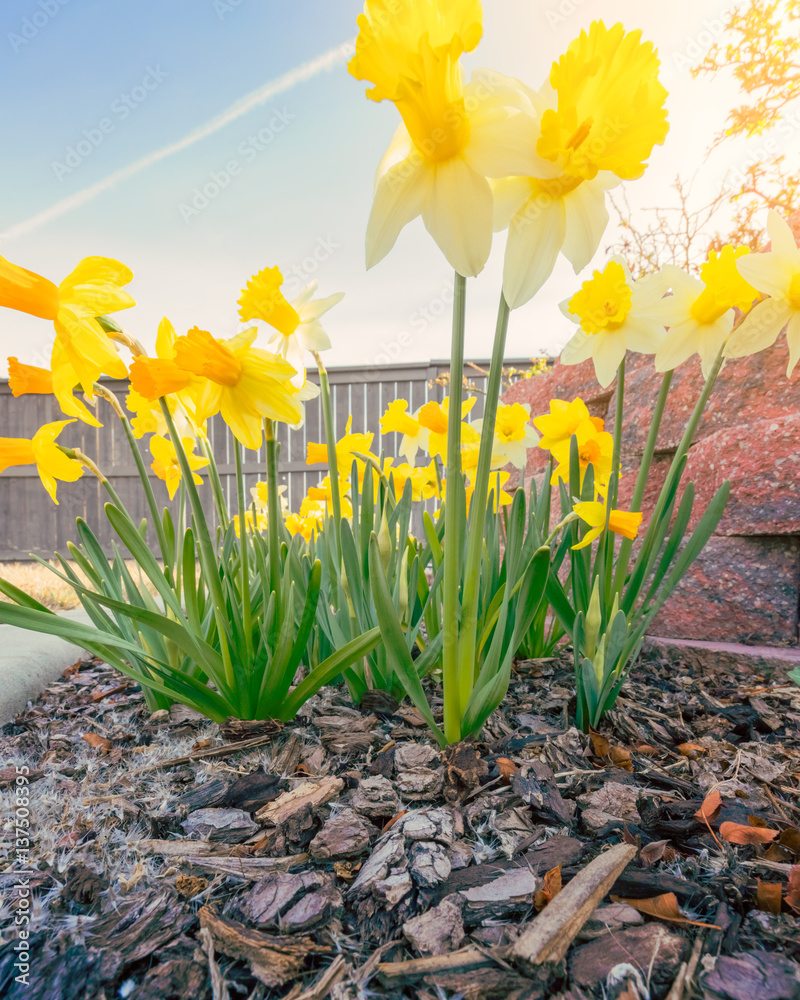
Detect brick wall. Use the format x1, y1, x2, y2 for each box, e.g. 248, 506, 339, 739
501, 347, 800, 646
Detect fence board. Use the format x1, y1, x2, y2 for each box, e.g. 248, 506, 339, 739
0, 359, 532, 560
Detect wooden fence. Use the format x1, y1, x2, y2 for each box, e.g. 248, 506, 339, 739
0, 359, 532, 560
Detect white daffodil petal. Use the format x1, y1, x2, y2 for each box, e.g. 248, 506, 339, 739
291, 281, 319, 312
560, 330, 595, 366
725, 298, 793, 358
562, 180, 610, 273
622, 315, 665, 354
366, 154, 433, 269
422, 158, 493, 278
767, 209, 800, 261
736, 252, 796, 298
491, 177, 533, 232
786, 311, 800, 376
503, 196, 566, 309
467, 109, 550, 179
298, 292, 345, 322
374, 123, 416, 189
592, 330, 627, 387
297, 320, 332, 353
654, 322, 699, 372
559, 295, 579, 322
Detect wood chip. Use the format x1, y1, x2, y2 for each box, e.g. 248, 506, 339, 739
255, 776, 344, 824
509, 842, 637, 970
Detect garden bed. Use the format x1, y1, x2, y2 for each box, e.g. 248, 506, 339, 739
1, 649, 799, 1000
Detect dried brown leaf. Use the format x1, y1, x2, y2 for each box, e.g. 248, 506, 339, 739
496, 758, 518, 785
534, 864, 562, 911
678, 742, 708, 758
786, 866, 800, 913
720, 821, 779, 845
693, 789, 722, 824
756, 880, 783, 915
609, 746, 633, 772
778, 828, 800, 856
590, 729, 611, 758
611, 892, 720, 929
382, 810, 408, 833
639, 840, 671, 867
81, 732, 113, 752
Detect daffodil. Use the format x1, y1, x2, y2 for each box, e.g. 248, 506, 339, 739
349, 0, 538, 277
471, 402, 538, 470
493, 22, 669, 308
411, 459, 442, 501
572, 499, 642, 550
550, 420, 614, 490
307, 476, 354, 518
560, 258, 668, 386
380, 399, 429, 463
442, 468, 512, 514
250, 481, 289, 517
725, 210, 800, 376
285, 511, 321, 542
166, 327, 301, 449
8, 353, 102, 428
306, 416, 374, 473
0, 254, 134, 396
533, 397, 603, 451
417, 395, 478, 460
238, 267, 344, 386
150, 435, 208, 501
651, 246, 760, 377
0, 420, 83, 504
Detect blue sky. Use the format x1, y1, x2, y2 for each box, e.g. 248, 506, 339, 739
0, 0, 785, 377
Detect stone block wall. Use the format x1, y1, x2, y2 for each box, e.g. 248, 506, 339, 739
500, 347, 800, 646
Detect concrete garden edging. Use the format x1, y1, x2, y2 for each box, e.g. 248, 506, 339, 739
0, 609, 92, 725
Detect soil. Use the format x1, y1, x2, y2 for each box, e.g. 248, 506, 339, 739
1, 646, 799, 1000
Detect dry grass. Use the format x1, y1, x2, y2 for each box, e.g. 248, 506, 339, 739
0, 560, 161, 611
0, 561, 84, 610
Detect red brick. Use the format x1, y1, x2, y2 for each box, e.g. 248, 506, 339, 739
649, 535, 800, 645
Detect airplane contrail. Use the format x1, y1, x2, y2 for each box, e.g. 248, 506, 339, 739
0, 39, 355, 244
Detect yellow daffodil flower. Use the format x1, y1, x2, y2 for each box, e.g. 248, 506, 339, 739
0, 254, 134, 397
442, 468, 512, 514
150, 435, 208, 501
471, 402, 538, 470
0, 420, 83, 504
380, 399, 430, 464
651, 246, 759, 377
307, 475, 354, 518
306, 416, 374, 474
417, 395, 478, 460
238, 267, 344, 386
349, 0, 539, 277
725, 210, 800, 376
163, 327, 301, 450
286, 511, 321, 542
533, 397, 603, 451
560, 258, 668, 386
233, 510, 270, 537
550, 420, 614, 490
493, 22, 669, 308
411, 460, 442, 501
8, 353, 102, 428
572, 500, 643, 550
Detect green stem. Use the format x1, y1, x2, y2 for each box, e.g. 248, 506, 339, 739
198, 432, 229, 531
443, 272, 467, 745
457, 292, 510, 714
118, 414, 172, 573
603, 358, 625, 601
234, 440, 254, 671
264, 419, 282, 605
313, 351, 343, 569
611, 370, 672, 596
160, 400, 235, 689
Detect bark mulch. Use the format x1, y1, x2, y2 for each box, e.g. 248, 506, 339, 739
1, 646, 799, 1000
